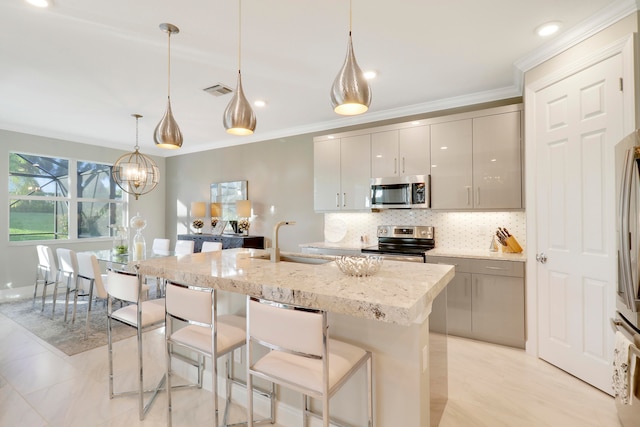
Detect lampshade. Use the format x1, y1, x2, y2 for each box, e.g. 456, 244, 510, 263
112, 114, 160, 200
154, 23, 183, 149
223, 0, 256, 136
191, 202, 206, 218
330, 0, 371, 115
236, 199, 251, 217
210, 202, 222, 217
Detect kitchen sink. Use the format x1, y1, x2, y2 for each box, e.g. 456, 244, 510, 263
279, 254, 333, 265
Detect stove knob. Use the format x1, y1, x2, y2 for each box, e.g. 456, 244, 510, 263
420, 230, 427, 236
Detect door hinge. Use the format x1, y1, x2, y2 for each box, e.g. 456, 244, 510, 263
620, 77, 624, 92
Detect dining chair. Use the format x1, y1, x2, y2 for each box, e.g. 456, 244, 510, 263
152, 238, 171, 255
76, 253, 109, 338
33, 245, 58, 312
174, 239, 195, 255
106, 267, 166, 420
56, 248, 89, 323
246, 297, 373, 427
165, 281, 273, 426
201, 241, 223, 252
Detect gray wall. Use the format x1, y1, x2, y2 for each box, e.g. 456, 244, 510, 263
165, 134, 324, 252
0, 129, 166, 296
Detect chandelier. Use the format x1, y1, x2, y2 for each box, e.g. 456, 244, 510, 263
112, 114, 160, 200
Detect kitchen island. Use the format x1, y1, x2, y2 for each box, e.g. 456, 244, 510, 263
137, 248, 455, 426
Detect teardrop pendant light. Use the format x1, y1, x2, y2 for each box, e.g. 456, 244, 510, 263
223, 0, 256, 136
154, 23, 183, 149
330, 0, 371, 115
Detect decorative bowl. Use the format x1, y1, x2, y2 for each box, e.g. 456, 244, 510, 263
335, 255, 383, 277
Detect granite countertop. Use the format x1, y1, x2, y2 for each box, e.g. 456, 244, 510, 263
426, 248, 527, 262
300, 241, 527, 262
136, 248, 454, 326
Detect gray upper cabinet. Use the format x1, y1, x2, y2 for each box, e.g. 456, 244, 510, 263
314, 103, 521, 212
472, 111, 522, 209
430, 105, 523, 210
430, 119, 473, 209
314, 135, 371, 211
371, 126, 430, 178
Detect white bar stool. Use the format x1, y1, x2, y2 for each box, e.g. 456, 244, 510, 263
246, 297, 374, 427
165, 281, 274, 426
33, 245, 58, 313
106, 267, 166, 420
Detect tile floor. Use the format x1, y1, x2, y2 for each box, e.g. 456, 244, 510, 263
0, 309, 621, 427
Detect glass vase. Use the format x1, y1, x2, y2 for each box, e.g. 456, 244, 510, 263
132, 229, 146, 261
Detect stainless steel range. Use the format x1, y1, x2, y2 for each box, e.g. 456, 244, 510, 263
361, 225, 435, 263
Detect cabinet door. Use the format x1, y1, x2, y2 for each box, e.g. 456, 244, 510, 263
430, 119, 473, 209
472, 273, 525, 348
399, 125, 430, 176
371, 130, 399, 178
314, 139, 342, 211
446, 272, 472, 337
341, 134, 371, 210
472, 111, 522, 209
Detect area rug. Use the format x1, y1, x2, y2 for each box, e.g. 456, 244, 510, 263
0, 297, 137, 356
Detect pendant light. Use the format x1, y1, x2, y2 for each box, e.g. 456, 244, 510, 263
223, 0, 256, 136
330, 0, 371, 115
154, 23, 183, 149
113, 114, 160, 200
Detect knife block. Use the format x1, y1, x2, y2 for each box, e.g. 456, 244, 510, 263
502, 236, 523, 253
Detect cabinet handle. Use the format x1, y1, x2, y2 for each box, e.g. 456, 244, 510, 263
402, 157, 406, 174
466, 187, 471, 206
474, 277, 479, 298
464, 276, 470, 297
394, 158, 397, 175
335, 193, 340, 208
476, 188, 480, 206
485, 266, 508, 271
343, 193, 346, 207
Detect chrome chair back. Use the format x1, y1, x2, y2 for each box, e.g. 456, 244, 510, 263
33, 245, 58, 313
77, 253, 108, 338
165, 281, 260, 426
247, 297, 373, 427
174, 239, 195, 255
106, 268, 166, 420
56, 247, 87, 322
201, 241, 223, 252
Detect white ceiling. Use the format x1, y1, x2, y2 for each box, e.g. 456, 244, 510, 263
0, 0, 632, 157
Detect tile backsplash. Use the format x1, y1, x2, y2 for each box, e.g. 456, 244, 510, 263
325, 210, 526, 252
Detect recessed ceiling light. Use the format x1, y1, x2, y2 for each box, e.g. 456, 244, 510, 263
536, 21, 562, 37
440, 146, 448, 150
411, 121, 420, 125
363, 70, 377, 80
25, 0, 51, 7
327, 135, 335, 139
254, 100, 267, 107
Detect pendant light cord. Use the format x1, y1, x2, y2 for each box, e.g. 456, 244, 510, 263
349, 0, 352, 36
167, 30, 172, 99
134, 115, 140, 150
238, 0, 242, 73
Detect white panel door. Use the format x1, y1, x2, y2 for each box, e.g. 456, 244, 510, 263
535, 54, 623, 393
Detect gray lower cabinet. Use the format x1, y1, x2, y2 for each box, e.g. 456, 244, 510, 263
177, 234, 264, 253
426, 255, 525, 348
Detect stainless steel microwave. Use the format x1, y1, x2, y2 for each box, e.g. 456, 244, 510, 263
370, 175, 430, 209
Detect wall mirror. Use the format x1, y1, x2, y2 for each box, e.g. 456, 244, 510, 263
210, 180, 247, 220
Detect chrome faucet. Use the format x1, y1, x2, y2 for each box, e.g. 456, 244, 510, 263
271, 221, 296, 262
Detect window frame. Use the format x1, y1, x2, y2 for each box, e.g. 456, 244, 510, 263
8, 152, 128, 244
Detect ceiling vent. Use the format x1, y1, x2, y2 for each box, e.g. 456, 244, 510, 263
203, 83, 233, 97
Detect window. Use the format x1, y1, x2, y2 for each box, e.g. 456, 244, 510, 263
9, 153, 126, 242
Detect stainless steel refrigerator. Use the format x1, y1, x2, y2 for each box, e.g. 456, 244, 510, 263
614, 130, 640, 424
